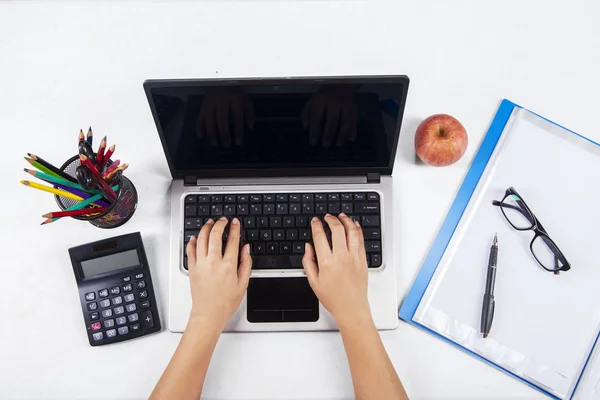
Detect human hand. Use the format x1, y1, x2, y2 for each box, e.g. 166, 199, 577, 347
302, 213, 371, 329
301, 85, 358, 147
196, 87, 254, 147
186, 217, 252, 330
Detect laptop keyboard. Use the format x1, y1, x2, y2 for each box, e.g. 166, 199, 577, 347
183, 192, 382, 270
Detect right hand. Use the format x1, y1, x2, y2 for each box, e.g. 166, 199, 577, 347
196, 87, 254, 147
302, 214, 371, 329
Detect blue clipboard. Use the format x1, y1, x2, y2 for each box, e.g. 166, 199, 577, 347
398, 99, 600, 399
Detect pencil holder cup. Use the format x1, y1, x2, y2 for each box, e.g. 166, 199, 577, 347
54, 155, 138, 229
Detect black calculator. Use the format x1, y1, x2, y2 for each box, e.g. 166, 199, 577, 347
68, 232, 161, 346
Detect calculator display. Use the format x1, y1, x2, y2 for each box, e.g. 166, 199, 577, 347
81, 249, 140, 277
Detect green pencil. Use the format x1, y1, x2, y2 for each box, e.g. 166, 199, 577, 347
41, 184, 119, 224
25, 157, 62, 179
23, 168, 97, 194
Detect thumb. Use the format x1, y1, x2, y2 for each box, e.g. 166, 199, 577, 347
237, 244, 252, 291
302, 243, 319, 289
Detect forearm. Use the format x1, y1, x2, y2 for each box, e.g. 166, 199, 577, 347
339, 315, 408, 400
150, 317, 222, 400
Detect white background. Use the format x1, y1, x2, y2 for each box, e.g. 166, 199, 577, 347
1, 1, 599, 399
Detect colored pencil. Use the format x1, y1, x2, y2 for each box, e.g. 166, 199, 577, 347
25, 157, 62, 179
24, 169, 110, 207
86, 126, 93, 146
21, 180, 87, 202
103, 160, 121, 177
27, 153, 78, 183
42, 207, 107, 219
102, 144, 115, 168
79, 155, 117, 200
105, 163, 128, 180
23, 168, 90, 192
41, 184, 118, 224
79, 129, 85, 142
96, 136, 106, 166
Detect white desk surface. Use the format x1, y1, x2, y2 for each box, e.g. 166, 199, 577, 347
1, 1, 599, 399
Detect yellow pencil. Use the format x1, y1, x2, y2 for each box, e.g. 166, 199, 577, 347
20, 180, 86, 202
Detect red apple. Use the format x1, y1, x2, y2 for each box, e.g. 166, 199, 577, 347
414, 114, 468, 167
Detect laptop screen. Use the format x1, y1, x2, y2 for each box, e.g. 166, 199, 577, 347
144, 76, 408, 179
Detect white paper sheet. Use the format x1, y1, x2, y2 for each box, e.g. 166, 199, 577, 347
414, 108, 600, 399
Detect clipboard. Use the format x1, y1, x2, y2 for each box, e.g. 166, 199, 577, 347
399, 100, 600, 399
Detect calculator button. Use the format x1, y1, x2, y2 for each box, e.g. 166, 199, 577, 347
124, 294, 135, 302
118, 326, 129, 336
142, 310, 155, 328
110, 286, 120, 295
114, 306, 125, 315
85, 292, 95, 301
134, 273, 144, 280
104, 319, 115, 328
90, 322, 102, 331
111, 296, 123, 305
125, 303, 137, 313
90, 312, 99, 321
116, 316, 127, 325
87, 302, 97, 311
121, 276, 131, 283
139, 290, 148, 299
136, 280, 146, 289
99, 299, 111, 308
131, 324, 141, 332
106, 329, 117, 338
98, 289, 109, 298
92, 332, 104, 342
140, 300, 151, 309
127, 313, 139, 322
101, 309, 113, 318
122, 283, 133, 292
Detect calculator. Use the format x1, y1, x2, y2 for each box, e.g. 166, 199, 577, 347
68, 232, 161, 346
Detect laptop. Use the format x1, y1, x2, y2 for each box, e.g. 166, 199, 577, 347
143, 75, 409, 332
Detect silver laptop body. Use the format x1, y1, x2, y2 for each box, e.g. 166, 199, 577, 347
143, 76, 410, 332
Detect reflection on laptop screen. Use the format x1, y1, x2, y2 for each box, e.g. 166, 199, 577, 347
148, 80, 405, 172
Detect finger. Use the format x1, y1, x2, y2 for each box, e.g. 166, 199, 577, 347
186, 235, 198, 268
216, 102, 232, 148
302, 242, 319, 288
337, 107, 353, 147
197, 107, 206, 138
324, 214, 348, 252
205, 105, 219, 147
237, 244, 252, 291
196, 219, 214, 259
243, 95, 255, 129
322, 105, 340, 148
207, 217, 228, 259
301, 98, 313, 130
338, 213, 360, 256
231, 97, 245, 146
309, 100, 325, 146
348, 102, 358, 143
354, 219, 367, 268
311, 217, 332, 260
224, 217, 241, 263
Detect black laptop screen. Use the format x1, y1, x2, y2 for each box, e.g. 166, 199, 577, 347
146, 78, 408, 178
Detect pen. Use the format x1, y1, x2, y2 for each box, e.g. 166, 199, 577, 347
480, 233, 498, 338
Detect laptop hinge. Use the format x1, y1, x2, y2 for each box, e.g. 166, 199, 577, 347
184, 176, 197, 186
366, 173, 381, 183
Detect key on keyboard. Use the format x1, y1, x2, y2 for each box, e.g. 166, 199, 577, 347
183, 192, 382, 270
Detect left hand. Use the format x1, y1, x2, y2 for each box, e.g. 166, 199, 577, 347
186, 217, 252, 330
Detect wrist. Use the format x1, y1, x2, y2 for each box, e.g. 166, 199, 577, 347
186, 313, 226, 337
335, 307, 374, 333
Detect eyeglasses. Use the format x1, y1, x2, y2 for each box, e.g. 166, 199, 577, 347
492, 187, 571, 274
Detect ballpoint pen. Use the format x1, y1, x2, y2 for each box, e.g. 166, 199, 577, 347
481, 233, 498, 338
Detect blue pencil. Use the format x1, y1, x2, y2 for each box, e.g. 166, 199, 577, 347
86, 126, 93, 146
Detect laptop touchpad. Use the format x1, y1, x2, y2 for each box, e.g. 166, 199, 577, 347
247, 277, 319, 323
